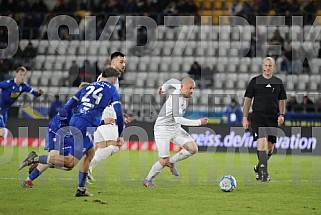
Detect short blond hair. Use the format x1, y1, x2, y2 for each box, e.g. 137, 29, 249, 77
263, 57, 276, 68
16, 66, 27, 73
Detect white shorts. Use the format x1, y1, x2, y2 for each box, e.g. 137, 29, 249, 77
154, 126, 194, 158
94, 124, 118, 143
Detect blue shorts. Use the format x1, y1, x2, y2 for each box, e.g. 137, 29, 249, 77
45, 125, 92, 160
0, 112, 8, 128
69, 117, 95, 158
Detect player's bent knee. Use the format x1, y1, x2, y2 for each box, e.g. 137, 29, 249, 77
188, 147, 198, 155
85, 148, 95, 161
159, 157, 170, 166
0, 128, 5, 137
184, 141, 198, 154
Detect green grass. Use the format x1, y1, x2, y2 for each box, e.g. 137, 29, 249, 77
0, 146, 320, 215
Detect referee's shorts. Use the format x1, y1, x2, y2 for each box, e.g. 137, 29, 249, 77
251, 113, 278, 143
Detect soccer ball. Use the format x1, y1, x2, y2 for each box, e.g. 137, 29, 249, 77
219, 175, 237, 192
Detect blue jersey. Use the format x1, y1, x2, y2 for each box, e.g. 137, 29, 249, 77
0, 79, 41, 113
62, 81, 124, 136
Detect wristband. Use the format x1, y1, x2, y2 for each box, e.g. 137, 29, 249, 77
279, 114, 284, 117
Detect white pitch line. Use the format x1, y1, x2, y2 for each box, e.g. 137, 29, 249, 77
1, 177, 321, 183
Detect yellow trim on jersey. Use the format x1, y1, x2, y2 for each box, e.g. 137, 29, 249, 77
21, 107, 46, 119
10, 92, 20, 98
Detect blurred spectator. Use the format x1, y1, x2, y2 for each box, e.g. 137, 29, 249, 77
17, 0, 30, 13
300, 0, 317, 25
22, 42, 37, 59
255, 0, 270, 15
302, 58, 311, 74
286, 96, 299, 112
268, 29, 285, 57
22, 42, 37, 69
79, 59, 95, 83
229, 0, 242, 16
200, 64, 213, 88
225, 98, 243, 125
131, 26, 148, 56
48, 94, 63, 119
164, 1, 178, 16
288, 0, 301, 15
229, 0, 243, 25
68, 60, 80, 87
66, 0, 81, 12
188, 61, 201, 81
318, 42, 321, 58
31, 0, 48, 25
94, 60, 102, 80
52, 0, 68, 14
124, 0, 138, 13
0, 59, 10, 81
274, 0, 290, 16
22, 14, 40, 39
239, 0, 255, 25
178, 0, 198, 15
0, 0, 17, 13
101, 0, 123, 13
316, 98, 321, 112
31, 0, 48, 13
301, 95, 315, 112
280, 44, 301, 74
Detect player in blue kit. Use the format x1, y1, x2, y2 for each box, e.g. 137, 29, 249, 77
19, 67, 124, 197
19, 82, 90, 188
0, 67, 43, 139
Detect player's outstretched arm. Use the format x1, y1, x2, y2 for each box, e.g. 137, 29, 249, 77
200, 117, 209, 125
37, 88, 44, 95
174, 116, 208, 126
158, 78, 181, 94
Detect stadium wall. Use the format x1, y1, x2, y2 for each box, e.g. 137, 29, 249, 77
3, 119, 320, 155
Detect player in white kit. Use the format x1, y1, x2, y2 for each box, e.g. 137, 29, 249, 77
144, 77, 208, 188
87, 52, 130, 182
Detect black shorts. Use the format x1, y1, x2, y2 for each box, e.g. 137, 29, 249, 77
251, 113, 278, 143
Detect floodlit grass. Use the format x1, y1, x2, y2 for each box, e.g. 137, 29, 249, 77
0, 146, 320, 215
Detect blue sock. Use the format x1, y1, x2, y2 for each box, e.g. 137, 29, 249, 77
78, 171, 88, 187
38, 155, 48, 164
29, 168, 40, 181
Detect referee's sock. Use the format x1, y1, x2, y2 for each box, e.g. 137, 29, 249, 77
258, 151, 268, 175
256, 151, 272, 168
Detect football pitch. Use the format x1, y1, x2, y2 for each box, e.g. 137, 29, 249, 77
0, 146, 320, 215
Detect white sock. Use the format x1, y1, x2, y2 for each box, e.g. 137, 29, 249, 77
3, 128, 8, 139
145, 161, 164, 181
90, 146, 119, 169
169, 148, 192, 163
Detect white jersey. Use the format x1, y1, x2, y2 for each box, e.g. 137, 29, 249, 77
96, 73, 119, 120
102, 105, 117, 120
155, 79, 201, 128
114, 78, 119, 91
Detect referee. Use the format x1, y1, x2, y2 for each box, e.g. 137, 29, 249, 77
242, 57, 287, 182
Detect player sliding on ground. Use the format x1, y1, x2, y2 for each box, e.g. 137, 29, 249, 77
144, 77, 208, 188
